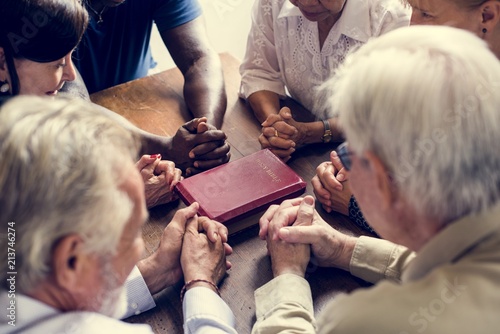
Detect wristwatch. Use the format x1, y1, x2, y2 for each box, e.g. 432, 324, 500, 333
321, 119, 332, 143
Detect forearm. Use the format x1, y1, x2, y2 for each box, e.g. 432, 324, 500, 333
350, 236, 416, 284
298, 117, 344, 144
62, 71, 175, 157
136, 255, 175, 296
91, 103, 176, 161
332, 235, 358, 272
183, 53, 227, 129
247, 90, 281, 124
252, 274, 315, 334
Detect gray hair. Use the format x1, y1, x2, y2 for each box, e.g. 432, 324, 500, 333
0, 96, 140, 293
327, 25, 500, 224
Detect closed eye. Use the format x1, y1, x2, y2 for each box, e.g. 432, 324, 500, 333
421, 11, 433, 19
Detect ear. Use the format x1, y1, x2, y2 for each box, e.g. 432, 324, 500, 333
52, 234, 97, 293
364, 151, 396, 211
481, 1, 500, 32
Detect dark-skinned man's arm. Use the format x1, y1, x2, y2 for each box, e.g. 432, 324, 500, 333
161, 17, 227, 129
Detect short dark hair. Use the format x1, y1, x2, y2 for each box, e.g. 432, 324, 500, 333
0, 0, 88, 94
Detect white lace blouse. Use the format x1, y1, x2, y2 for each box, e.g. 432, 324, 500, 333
239, 0, 411, 119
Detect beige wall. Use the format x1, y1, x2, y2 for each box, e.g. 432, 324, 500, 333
150, 0, 254, 73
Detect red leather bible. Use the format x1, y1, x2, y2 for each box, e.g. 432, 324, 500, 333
175, 149, 306, 232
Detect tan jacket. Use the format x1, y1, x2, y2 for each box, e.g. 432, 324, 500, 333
252, 203, 500, 333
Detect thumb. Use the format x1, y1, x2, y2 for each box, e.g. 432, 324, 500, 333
197, 121, 209, 134
136, 154, 160, 170
337, 167, 348, 182
279, 224, 323, 244
171, 202, 199, 231
279, 107, 292, 120
330, 151, 348, 182
184, 212, 199, 235
294, 195, 315, 227
183, 117, 207, 134
261, 114, 281, 127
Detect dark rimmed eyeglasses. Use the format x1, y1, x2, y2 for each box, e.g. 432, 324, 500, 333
336, 142, 353, 171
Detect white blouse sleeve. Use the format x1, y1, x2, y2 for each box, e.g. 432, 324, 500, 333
376, 0, 411, 36
239, 0, 287, 100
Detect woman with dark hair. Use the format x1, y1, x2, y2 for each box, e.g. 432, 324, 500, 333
0, 0, 88, 97
0, 0, 184, 209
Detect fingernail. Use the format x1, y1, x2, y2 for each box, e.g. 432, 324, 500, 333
213, 232, 219, 239
150, 154, 161, 159
337, 174, 345, 182
303, 196, 314, 206
189, 151, 195, 159
194, 162, 199, 168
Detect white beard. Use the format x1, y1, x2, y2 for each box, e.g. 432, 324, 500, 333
95, 258, 130, 319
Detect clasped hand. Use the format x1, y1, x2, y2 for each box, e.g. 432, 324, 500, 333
136, 154, 183, 208
171, 117, 231, 176
259, 107, 306, 162
137, 202, 232, 295
259, 196, 352, 273
312, 150, 352, 215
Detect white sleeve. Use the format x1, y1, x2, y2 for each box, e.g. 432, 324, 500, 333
183, 287, 237, 334
122, 266, 156, 319
376, 0, 411, 36
239, 0, 287, 100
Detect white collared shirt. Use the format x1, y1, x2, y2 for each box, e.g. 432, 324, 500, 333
0, 266, 236, 333
240, 0, 410, 118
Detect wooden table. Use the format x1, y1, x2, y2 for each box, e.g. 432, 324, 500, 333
91, 53, 373, 333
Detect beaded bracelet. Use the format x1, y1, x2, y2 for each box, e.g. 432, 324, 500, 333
180, 279, 220, 302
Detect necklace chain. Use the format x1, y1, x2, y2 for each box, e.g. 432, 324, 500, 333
86, 1, 106, 24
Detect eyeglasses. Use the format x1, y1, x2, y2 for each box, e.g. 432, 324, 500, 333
336, 142, 353, 171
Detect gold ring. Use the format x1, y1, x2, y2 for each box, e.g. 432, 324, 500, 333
275, 129, 279, 137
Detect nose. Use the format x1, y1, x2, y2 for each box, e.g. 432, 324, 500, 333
62, 55, 77, 82
410, 11, 423, 26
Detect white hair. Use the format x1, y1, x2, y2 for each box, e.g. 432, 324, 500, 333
326, 25, 500, 224
0, 96, 140, 293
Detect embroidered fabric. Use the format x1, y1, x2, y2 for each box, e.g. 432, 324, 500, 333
240, 0, 410, 118
349, 195, 377, 235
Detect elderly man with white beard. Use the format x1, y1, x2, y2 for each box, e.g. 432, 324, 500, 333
0, 97, 237, 333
